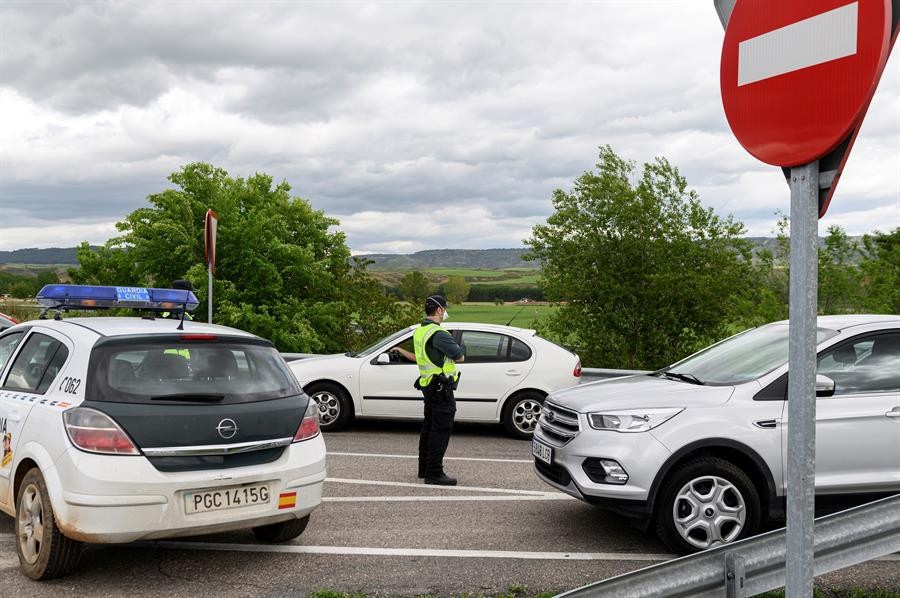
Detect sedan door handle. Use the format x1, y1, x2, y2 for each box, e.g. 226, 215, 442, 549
506, 370, 522, 376
886, 408, 900, 418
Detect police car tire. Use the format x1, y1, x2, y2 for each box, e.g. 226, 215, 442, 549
252, 515, 310, 543
15, 468, 83, 580
502, 391, 544, 439
305, 382, 352, 432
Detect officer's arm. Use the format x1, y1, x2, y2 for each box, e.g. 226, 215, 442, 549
433, 331, 465, 363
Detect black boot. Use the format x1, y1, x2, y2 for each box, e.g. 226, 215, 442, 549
425, 473, 457, 486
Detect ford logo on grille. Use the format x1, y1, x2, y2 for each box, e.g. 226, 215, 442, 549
545, 411, 555, 423
216, 418, 239, 439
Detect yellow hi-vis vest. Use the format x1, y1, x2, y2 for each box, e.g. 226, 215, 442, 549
413, 323, 459, 387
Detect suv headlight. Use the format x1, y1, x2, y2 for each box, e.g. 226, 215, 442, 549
587, 408, 684, 433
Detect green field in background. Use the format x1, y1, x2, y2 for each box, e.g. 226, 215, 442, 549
451, 303, 556, 327
470, 273, 541, 286
422, 268, 510, 277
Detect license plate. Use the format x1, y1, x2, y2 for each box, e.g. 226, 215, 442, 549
184, 483, 271, 515
532, 438, 552, 465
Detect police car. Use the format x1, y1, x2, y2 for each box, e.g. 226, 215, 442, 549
0, 285, 325, 580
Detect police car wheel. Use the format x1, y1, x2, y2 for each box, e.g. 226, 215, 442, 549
252, 515, 310, 543
15, 468, 83, 580
305, 382, 352, 432
502, 391, 544, 439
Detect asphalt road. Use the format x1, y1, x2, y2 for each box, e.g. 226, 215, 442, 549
2, 420, 899, 597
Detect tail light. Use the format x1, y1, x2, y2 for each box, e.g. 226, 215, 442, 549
574, 360, 582, 378
293, 399, 320, 442
63, 408, 140, 455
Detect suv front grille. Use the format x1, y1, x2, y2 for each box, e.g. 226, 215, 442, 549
537, 400, 580, 445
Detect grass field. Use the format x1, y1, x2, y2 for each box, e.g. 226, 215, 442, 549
369, 267, 541, 288
451, 302, 556, 328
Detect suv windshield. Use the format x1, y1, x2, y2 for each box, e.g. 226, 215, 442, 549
666, 324, 839, 385
87, 335, 300, 404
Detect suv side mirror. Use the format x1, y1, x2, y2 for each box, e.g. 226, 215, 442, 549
376, 353, 390, 365
815, 374, 836, 398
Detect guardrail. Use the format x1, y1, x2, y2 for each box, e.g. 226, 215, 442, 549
280, 353, 650, 381
557, 493, 900, 598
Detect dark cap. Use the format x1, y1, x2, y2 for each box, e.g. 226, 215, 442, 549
425, 295, 447, 310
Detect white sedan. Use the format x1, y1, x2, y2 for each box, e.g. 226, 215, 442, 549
289, 322, 581, 438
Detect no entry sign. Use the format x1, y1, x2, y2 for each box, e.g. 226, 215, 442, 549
720, 0, 892, 168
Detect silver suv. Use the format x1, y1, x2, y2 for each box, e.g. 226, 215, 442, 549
532, 315, 900, 553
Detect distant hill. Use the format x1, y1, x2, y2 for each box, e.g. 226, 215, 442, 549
359, 248, 537, 270
1, 238, 862, 270
0, 247, 97, 265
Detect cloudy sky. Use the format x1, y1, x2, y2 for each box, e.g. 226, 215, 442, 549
1, 1, 898, 254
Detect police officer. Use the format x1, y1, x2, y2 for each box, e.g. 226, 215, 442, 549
394, 295, 465, 486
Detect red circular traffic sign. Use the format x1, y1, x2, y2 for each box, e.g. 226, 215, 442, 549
721, 0, 891, 167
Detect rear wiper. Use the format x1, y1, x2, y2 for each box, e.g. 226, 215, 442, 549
150, 393, 226, 402
662, 372, 705, 385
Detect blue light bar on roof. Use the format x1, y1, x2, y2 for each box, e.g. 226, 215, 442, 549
36, 285, 199, 312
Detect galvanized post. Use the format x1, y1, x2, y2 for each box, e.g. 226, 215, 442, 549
725, 553, 746, 598
786, 160, 819, 597
208, 263, 213, 324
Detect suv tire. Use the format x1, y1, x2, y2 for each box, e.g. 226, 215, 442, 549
655, 456, 760, 554
15, 468, 83, 580
252, 515, 310, 542
305, 382, 352, 432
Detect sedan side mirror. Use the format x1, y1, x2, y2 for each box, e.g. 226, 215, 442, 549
376, 353, 390, 365
815, 374, 836, 398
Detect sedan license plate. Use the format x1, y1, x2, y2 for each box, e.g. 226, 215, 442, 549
185, 483, 271, 515
532, 438, 552, 465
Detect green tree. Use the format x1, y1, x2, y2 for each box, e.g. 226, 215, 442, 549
444, 275, 470, 304
525, 145, 754, 369
69, 162, 418, 352
818, 225, 861, 314
859, 227, 900, 313
399, 270, 431, 303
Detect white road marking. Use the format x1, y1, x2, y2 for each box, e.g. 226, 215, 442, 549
738, 2, 858, 86
326, 477, 560, 497
323, 494, 573, 503
329, 451, 533, 464
153, 540, 674, 562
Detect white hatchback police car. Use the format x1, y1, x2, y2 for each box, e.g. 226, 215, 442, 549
0, 285, 325, 580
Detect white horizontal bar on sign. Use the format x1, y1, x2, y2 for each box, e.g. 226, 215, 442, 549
738, 2, 858, 86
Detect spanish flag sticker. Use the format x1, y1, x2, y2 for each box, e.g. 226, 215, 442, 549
278, 492, 297, 510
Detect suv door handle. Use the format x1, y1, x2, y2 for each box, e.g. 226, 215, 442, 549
506, 370, 522, 376
886, 408, 900, 418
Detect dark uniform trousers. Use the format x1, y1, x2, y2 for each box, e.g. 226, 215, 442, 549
418, 379, 456, 476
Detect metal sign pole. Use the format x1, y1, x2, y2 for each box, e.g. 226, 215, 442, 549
208, 263, 213, 324
786, 160, 819, 597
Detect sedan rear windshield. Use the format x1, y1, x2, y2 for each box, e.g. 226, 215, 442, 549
666, 324, 839, 385
87, 335, 300, 404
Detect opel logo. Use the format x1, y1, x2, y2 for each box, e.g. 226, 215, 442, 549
216, 418, 239, 439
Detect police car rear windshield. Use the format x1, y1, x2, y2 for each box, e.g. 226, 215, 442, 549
87, 336, 301, 404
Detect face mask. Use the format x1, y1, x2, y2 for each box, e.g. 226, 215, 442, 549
442, 309, 449, 322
